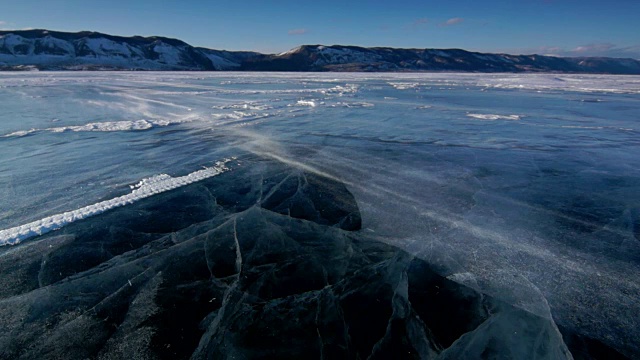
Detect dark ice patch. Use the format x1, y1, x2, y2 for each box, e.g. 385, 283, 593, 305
0, 160, 600, 359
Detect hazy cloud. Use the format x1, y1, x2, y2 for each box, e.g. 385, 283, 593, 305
0, 21, 6, 26
442, 17, 464, 26
524, 45, 564, 56
287, 28, 308, 35
500, 43, 640, 59
562, 43, 640, 58
570, 43, 640, 58
572, 43, 615, 53
413, 18, 429, 25
407, 17, 429, 30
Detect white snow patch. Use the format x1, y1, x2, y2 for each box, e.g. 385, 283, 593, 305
211, 111, 273, 122
278, 46, 303, 56
3, 129, 37, 137
204, 53, 240, 70
212, 102, 272, 111
295, 100, 316, 107
389, 82, 420, 90
331, 102, 374, 108
0, 34, 30, 53
431, 50, 451, 58
212, 111, 256, 120
3, 120, 153, 137
50, 120, 153, 132
37, 35, 76, 55
153, 42, 182, 65
82, 38, 144, 58
312, 47, 381, 66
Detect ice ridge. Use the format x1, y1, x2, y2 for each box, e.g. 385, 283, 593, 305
0, 159, 234, 246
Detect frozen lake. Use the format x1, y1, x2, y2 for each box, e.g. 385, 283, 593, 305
1, 72, 639, 359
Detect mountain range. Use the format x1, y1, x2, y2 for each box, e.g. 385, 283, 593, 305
1, 29, 639, 74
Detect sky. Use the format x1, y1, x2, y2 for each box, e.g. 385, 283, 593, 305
1, 0, 639, 58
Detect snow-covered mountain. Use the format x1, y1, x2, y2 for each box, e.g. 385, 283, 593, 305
0, 29, 255, 71
2, 30, 640, 74
241, 45, 640, 74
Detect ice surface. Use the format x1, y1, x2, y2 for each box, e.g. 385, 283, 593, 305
0, 72, 639, 359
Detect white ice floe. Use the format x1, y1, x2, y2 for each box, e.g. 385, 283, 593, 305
211, 83, 358, 96
211, 111, 273, 121
0, 159, 234, 246
467, 113, 522, 121
389, 82, 420, 90
211, 102, 273, 111
3, 129, 37, 137
295, 100, 317, 107
560, 125, 635, 131
321, 84, 359, 95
